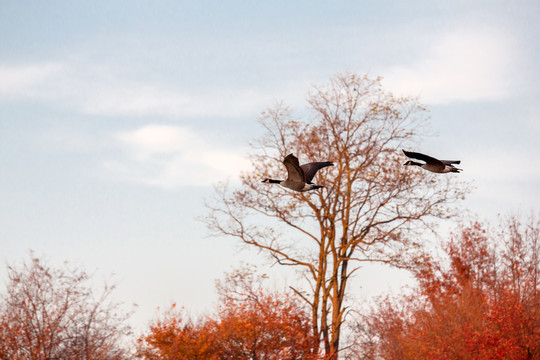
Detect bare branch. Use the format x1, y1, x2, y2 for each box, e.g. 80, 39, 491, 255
203, 72, 470, 358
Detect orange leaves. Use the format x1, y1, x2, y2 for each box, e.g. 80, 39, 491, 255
217, 293, 319, 359
138, 291, 320, 360
138, 307, 217, 360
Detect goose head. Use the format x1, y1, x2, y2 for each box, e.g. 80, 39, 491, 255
262, 178, 282, 184
404, 160, 422, 167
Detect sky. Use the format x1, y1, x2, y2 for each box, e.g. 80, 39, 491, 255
1, 0, 539, 332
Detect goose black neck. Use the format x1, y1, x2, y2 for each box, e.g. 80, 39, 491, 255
268, 179, 282, 184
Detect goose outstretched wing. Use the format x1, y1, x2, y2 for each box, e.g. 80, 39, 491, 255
402, 150, 442, 165
441, 160, 461, 165
301, 161, 334, 183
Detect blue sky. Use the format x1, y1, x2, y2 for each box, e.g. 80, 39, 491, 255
1, 1, 539, 331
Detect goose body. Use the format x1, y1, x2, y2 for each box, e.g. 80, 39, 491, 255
262, 154, 333, 192
402, 150, 462, 173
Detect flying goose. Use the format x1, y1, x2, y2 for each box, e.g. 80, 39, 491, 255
262, 153, 334, 192
402, 150, 462, 173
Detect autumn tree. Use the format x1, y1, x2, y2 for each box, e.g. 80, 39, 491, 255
205, 73, 468, 358
136, 305, 218, 360
0, 254, 133, 360
137, 266, 319, 359
356, 214, 540, 359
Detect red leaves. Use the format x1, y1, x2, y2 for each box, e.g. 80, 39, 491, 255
360, 215, 540, 359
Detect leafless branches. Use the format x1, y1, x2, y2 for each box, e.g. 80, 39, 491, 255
204, 73, 470, 358
0, 254, 133, 360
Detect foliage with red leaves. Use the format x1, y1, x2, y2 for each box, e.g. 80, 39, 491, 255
356, 215, 540, 359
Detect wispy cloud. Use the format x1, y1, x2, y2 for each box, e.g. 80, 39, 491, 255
0, 63, 63, 98
380, 26, 520, 104
0, 61, 275, 118
105, 124, 250, 188
82, 85, 273, 118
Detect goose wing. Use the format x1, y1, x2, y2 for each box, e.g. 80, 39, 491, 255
402, 150, 444, 166
441, 160, 461, 165
283, 154, 306, 183
301, 161, 334, 183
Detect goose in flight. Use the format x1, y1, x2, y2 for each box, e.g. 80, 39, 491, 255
262, 153, 334, 192
402, 150, 462, 173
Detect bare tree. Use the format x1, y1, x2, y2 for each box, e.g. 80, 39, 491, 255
0, 254, 133, 360
205, 73, 469, 358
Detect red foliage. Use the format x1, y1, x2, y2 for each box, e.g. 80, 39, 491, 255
359, 216, 540, 359
138, 293, 321, 360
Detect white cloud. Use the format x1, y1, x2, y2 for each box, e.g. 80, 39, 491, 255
0, 63, 63, 97
115, 124, 198, 155
79, 81, 273, 118
381, 26, 519, 104
0, 61, 275, 118
106, 124, 250, 188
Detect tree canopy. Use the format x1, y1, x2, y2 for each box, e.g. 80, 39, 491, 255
137, 266, 319, 359
356, 215, 540, 359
